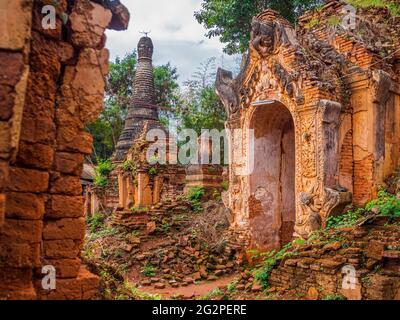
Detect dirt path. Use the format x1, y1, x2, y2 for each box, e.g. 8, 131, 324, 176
139, 274, 238, 299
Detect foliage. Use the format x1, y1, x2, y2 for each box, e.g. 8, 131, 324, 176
221, 181, 229, 191
322, 294, 347, 300
148, 167, 157, 176
366, 189, 400, 219
346, 0, 400, 17
87, 213, 105, 233
122, 160, 133, 171
94, 159, 113, 187
187, 186, 205, 212
326, 207, 365, 230
305, 16, 320, 28
253, 242, 294, 289
327, 15, 342, 27
201, 288, 226, 300
142, 263, 156, 277
96, 159, 113, 176
173, 58, 226, 135
195, 0, 323, 55
227, 279, 238, 293
123, 281, 162, 300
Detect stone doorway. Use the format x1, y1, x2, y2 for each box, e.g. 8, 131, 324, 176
248, 101, 296, 249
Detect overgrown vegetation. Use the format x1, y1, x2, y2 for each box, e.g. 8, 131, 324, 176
365, 189, 400, 219
252, 241, 298, 289
187, 186, 205, 212
195, 0, 323, 54
87, 213, 105, 233
326, 207, 364, 229
346, 0, 400, 17
94, 159, 113, 187
142, 263, 157, 277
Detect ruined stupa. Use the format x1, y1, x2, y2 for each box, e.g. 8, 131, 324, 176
113, 36, 164, 161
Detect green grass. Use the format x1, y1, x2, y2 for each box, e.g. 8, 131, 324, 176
365, 189, 400, 219
322, 294, 347, 300
87, 212, 105, 233
142, 263, 156, 277
346, 0, 400, 17
187, 186, 205, 212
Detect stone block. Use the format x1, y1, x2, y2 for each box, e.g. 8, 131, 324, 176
54, 152, 84, 176
46, 195, 84, 219
50, 173, 82, 196
43, 239, 82, 259
8, 167, 49, 193
6, 192, 45, 220
57, 128, 93, 154
43, 218, 85, 240
35, 258, 81, 279
70, 0, 112, 48
20, 115, 56, 145
0, 219, 42, 243
367, 240, 385, 260
0, 242, 40, 267
0, 0, 33, 50
17, 141, 55, 170
35, 267, 99, 300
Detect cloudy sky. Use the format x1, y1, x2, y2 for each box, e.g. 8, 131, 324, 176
105, 0, 239, 84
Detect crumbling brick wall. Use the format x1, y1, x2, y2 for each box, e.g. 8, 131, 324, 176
0, 0, 129, 300
269, 221, 400, 300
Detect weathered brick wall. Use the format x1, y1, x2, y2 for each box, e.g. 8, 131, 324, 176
0, 0, 129, 300
269, 221, 400, 300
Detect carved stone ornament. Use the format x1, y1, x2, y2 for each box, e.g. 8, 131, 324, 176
215, 68, 240, 117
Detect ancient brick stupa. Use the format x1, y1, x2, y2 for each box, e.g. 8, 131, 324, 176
107, 36, 185, 213
113, 36, 164, 161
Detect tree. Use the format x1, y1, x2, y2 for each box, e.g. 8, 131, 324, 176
194, 0, 323, 55
173, 58, 226, 134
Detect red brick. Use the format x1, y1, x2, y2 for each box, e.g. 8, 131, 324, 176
54, 152, 84, 175
43, 218, 85, 240
0, 242, 40, 268
46, 195, 84, 219
57, 128, 93, 154
0, 267, 33, 291
0, 219, 42, 243
6, 192, 45, 220
20, 115, 56, 145
0, 193, 4, 226
36, 258, 81, 279
50, 174, 82, 195
35, 267, 99, 300
0, 52, 24, 86
17, 142, 55, 170
8, 167, 49, 193
43, 239, 82, 259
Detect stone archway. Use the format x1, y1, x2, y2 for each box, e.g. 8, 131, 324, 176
247, 101, 296, 250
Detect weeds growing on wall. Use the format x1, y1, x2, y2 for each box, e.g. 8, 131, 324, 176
142, 263, 156, 277
326, 207, 365, 229
94, 159, 113, 187
187, 186, 205, 212
366, 189, 400, 219
87, 213, 105, 233
252, 241, 297, 289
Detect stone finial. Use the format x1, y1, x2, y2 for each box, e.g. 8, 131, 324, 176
138, 36, 154, 60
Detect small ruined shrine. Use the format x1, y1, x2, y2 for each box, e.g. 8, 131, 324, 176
111, 36, 185, 211
216, 0, 400, 250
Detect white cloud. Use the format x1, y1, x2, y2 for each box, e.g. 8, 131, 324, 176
105, 0, 239, 84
